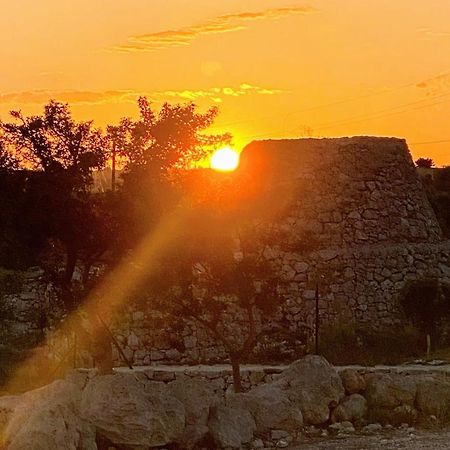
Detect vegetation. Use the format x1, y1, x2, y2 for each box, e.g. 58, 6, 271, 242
415, 157, 435, 168
320, 322, 424, 365
0, 97, 239, 386
420, 165, 450, 238
400, 278, 450, 352
142, 210, 280, 392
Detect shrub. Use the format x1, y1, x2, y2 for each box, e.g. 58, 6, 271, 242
319, 322, 423, 365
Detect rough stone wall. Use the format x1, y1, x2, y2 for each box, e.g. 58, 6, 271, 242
2, 137, 449, 367
275, 242, 450, 331
111, 137, 449, 366
239, 137, 442, 247
0, 267, 63, 376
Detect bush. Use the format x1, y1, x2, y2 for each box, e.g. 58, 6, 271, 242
400, 278, 450, 349
319, 322, 423, 365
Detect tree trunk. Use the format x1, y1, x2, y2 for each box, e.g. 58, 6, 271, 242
230, 354, 242, 393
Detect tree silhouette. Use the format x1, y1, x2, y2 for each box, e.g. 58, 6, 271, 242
1, 101, 108, 307
415, 157, 434, 168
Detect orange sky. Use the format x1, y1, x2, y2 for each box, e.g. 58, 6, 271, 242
1, 0, 450, 165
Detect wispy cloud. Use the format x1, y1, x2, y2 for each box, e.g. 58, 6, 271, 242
0, 84, 283, 106
161, 84, 283, 103
0, 90, 140, 106
109, 6, 316, 53
418, 27, 450, 38
416, 72, 450, 95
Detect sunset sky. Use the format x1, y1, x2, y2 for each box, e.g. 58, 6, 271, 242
1, 0, 450, 165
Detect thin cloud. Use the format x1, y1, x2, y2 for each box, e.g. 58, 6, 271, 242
0, 90, 140, 106
109, 6, 316, 53
418, 27, 450, 38
161, 84, 283, 103
416, 72, 450, 95
0, 84, 283, 106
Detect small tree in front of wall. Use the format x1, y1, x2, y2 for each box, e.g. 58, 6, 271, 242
146, 211, 280, 392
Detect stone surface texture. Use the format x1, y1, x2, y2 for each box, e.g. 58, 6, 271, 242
1, 137, 450, 367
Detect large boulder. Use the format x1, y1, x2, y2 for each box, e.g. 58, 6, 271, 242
364, 373, 418, 425
80, 373, 185, 449
339, 369, 366, 395
332, 394, 368, 423
208, 404, 256, 449
0, 395, 22, 433
168, 375, 219, 448
227, 383, 303, 432
3, 379, 96, 450
415, 376, 450, 422
277, 355, 344, 425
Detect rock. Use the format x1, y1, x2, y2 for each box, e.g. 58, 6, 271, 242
364, 373, 417, 424
208, 404, 256, 449
276, 438, 289, 448
362, 423, 383, 435
339, 369, 366, 394
415, 377, 450, 421
251, 438, 265, 449
277, 355, 344, 425
81, 374, 185, 448
0, 395, 22, 431
271, 429, 290, 440
329, 421, 355, 434
168, 375, 219, 448
389, 405, 418, 426
227, 383, 303, 432
127, 332, 140, 350
332, 394, 368, 423
4, 379, 96, 450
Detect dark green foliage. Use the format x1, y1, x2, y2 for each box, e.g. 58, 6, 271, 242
319, 322, 423, 365
400, 278, 450, 348
435, 166, 450, 192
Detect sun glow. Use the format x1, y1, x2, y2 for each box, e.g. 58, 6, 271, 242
210, 147, 240, 172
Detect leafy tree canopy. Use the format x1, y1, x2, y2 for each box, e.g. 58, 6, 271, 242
416, 157, 435, 168
1, 101, 107, 190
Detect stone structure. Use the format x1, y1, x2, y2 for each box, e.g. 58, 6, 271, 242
1, 137, 449, 367
112, 137, 450, 365
3, 356, 450, 450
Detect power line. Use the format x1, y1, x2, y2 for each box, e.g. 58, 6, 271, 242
314, 92, 450, 131
218, 80, 418, 129
240, 91, 450, 142
410, 139, 450, 146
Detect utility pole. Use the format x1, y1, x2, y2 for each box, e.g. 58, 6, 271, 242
315, 282, 320, 355
111, 140, 116, 192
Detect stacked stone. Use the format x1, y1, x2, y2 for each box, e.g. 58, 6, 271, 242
114, 137, 449, 366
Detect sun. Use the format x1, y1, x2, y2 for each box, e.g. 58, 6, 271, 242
210, 147, 240, 172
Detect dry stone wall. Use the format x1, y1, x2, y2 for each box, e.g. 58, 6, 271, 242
239, 137, 441, 247
2, 137, 449, 367
112, 137, 450, 366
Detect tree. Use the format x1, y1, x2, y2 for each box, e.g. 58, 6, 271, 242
1, 101, 109, 308
0, 138, 19, 173
122, 97, 231, 174
112, 98, 232, 248
143, 207, 280, 392
415, 157, 435, 168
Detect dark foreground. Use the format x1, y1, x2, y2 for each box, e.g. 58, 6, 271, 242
291, 429, 450, 449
